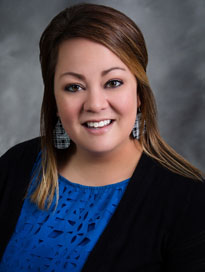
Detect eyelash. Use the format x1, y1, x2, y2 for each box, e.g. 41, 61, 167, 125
64, 84, 85, 92
105, 79, 123, 88
64, 79, 123, 92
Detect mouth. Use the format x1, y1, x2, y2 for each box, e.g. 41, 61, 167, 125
83, 119, 114, 129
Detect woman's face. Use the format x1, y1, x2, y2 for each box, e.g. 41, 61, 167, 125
54, 38, 140, 155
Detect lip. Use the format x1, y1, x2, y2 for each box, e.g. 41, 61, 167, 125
81, 118, 114, 124
83, 120, 114, 135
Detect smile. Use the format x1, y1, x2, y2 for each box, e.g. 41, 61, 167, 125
85, 119, 112, 128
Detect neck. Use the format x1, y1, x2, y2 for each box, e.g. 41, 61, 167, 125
59, 139, 142, 186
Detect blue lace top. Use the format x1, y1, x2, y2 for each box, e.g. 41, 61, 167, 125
0, 170, 130, 271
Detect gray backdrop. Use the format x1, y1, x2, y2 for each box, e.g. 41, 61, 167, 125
0, 0, 204, 171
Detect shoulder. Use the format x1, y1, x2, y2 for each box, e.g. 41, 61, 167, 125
0, 137, 41, 187
139, 152, 204, 189
1, 137, 41, 157
135, 152, 205, 220
0, 137, 41, 208
136, 153, 205, 254
1, 137, 41, 160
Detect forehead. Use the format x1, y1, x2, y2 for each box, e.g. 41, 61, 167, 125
55, 38, 128, 72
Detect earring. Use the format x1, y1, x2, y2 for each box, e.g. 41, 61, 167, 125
53, 118, 70, 149
132, 111, 146, 140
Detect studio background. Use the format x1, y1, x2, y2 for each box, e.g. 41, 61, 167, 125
0, 0, 204, 171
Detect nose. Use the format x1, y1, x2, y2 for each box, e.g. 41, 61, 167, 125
83, 87, 108, 113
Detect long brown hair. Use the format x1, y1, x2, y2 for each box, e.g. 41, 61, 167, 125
31, 3, 203, 209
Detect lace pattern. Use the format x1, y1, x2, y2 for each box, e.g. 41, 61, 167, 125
1, 175, 129, 271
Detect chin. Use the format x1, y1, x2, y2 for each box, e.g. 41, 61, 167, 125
78, 140, 125, 156
85, 146, 115, 155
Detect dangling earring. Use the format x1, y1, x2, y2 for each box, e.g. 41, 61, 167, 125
132, 109, 146, 140
53, 118, 70, 149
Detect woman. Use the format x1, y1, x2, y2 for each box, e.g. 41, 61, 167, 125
0, 3, 205, 271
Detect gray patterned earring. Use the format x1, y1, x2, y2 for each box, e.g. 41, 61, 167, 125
132, 110, 145, 140
53, 118, 70, 149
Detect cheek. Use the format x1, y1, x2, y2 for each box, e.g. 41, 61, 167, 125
116, 89, 137, 116
55, 95, 78, 123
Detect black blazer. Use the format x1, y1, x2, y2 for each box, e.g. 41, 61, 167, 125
1, 138, 205, 271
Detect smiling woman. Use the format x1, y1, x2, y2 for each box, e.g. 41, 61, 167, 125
0, 3, 205, 272
54, 38, 139, 165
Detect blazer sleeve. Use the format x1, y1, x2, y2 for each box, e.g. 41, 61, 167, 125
164, 179, 205, 271
0, 137, 41, 260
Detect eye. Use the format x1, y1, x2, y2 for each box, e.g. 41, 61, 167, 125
64, 84, 85, 92
105, 79, 123, 89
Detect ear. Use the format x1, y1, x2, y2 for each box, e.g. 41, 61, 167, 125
137, 94, 141, 109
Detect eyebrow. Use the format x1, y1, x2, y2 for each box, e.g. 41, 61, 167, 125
59, 67, 126, 80
101, 67, 126, 76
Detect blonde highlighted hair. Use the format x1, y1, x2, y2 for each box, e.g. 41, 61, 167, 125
31, 3, 203, 209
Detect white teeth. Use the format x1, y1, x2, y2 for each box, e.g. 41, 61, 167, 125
86, 120, 111, 128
